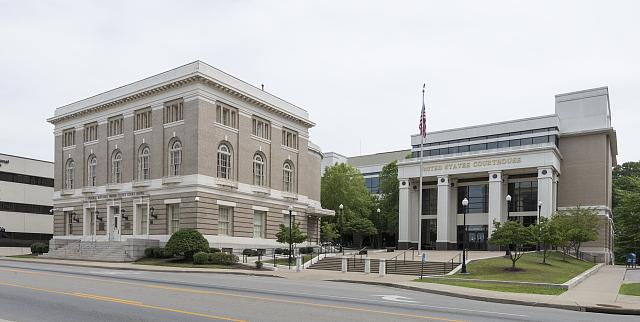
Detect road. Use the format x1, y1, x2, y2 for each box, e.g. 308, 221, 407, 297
0, 260, 635, 322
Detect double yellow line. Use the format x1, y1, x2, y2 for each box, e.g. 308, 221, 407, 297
0, 267, 464, 321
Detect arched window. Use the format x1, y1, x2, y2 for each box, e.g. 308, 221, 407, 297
64, 159, 75, 190
87, 156, 97, 187
169, 141, 182, 176
217, 143, 232, 179
111, 151, 122, 184
138, 146, 150, 181
283, 161, 294, 192
253, 153, 266, 186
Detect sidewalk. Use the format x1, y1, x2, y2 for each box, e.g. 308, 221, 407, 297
2, 256, 638, 314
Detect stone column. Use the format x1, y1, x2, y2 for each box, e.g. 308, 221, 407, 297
487, 171, 503, 238
537, 167, 554, 218
398, 179, 411, 249
436, 175, 451, 250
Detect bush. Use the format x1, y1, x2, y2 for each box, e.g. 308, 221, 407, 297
144, 247, 155, 258
193, 251, 209, 265
150, 247, 171, 258
209, 248, 221, 253
299, 246, 314, 254
274, 248, 284, 255
282, 249, 292, 256
255, 261, 263, 269
243, 249, 259, 256
210, 252, 239, 265
30, 242, 49, 254
164, 229, 209, 260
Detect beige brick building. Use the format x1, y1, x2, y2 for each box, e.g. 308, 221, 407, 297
47, 61, 333, 251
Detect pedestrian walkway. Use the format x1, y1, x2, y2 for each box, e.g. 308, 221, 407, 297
557, 265, 628, 306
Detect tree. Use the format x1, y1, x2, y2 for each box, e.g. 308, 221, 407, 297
550, 213, 573, 261
562, 207, 600, 256
535, 217, 560, 264
376, 161, 400, 247
276, 222, 307, 248
344, 216, 377, 247
320, 222, 339, 243
612, 161, 640, 263
489, 220, 535, 270
164, 229, 210, 260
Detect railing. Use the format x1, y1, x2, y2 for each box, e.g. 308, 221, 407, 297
575, 250, 598, 264
347, 246, 368, 270
232, 245, 341, 269
444, 252, 462, 275
390, 247, 415, 271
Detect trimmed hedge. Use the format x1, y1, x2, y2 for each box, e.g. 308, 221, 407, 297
30, 242, 49, 254
193, 251, 209, 265
165, 229, 209, 260
209, 252, 239, 265
255, 261, 263, 269
144, 247, 172, 259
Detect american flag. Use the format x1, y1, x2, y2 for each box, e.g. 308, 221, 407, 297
419, 86, 427, 138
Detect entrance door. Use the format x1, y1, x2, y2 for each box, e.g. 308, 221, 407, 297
468, 231, 487, 250
112, 214, 121, 240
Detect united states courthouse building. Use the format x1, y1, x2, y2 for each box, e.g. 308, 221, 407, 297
47, 61, 332, 251
397, 87, 616, 262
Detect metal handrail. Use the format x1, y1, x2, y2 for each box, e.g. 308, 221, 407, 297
389, 247, 415, 270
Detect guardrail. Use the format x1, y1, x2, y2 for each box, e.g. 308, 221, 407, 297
390, 247, 415, 271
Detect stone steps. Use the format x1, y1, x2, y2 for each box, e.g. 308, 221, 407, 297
308, 257, 457, 275
44, 239, 159, 262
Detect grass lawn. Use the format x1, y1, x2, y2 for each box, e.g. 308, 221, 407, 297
133, 258, 254, 270
263, 254, 313, 266
619, 283, 640, 296
447, 251, 594, 284
418, 278, 566, 295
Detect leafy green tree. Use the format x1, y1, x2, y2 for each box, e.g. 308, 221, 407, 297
344, 216, 378, 247
321, 163, 373, 219
320, 222, 339, 243
563, 207, 600, 256
535, 217, 560, 264
276, 223, 307, 248
489, 220, 535, 270
612, 161, 640, 263
375, 161, 400, 247
550, 213, 573, 261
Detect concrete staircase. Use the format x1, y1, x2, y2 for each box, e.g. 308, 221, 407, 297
308, 257, 458, 276
43, 239, 159, 262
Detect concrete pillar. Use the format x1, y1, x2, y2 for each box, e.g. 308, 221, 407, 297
364, 257, 371, 274
436, 175, 451, 250
537, 167, 554, 218
398, 179, 411, 249
296, 256, 302, 272
341, 256, 347, 273
379, 258, 386, 277
487, 171, 503, 238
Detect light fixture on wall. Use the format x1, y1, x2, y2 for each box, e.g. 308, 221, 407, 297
72, 212, 80, 223
149, 206, 156, 225
121, 208, 129, 221
96, 210, 103, 222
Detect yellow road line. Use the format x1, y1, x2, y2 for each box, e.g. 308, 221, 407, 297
0, 267, 464, 322
0, 281, 246, 322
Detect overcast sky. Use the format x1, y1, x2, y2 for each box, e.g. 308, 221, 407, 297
1, 1, 638, 163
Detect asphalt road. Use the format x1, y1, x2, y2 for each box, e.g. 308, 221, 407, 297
0, 260, 635, 322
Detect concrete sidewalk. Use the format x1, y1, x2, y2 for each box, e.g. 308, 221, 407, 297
2, 256, 638, 314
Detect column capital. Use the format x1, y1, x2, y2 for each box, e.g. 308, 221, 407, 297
398, 179, 410, 189
437, 175, 450, 186
488, 170, 503, 182
537, 166, 554, 179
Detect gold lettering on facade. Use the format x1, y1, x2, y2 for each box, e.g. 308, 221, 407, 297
423, 157, 521, 173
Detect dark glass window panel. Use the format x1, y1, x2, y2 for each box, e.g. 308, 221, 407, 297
0, 201, 53, 215
507, 181, 538, 212
458, 145, 470, 152
439, 148, 449, 155
498, 140, 509, 148
421, 188, 438, 216
521, 137, 533, 145
509, 139, 521, 147
430, 149, 440, 156
532, 136, 548, 144
412, 151, 420, 158
448, 146, 459, 154
533, 128, 548, 134
457, 185, 489, 214
498, 133, 510, 138
0, 171, 54, 187
487, 142, 498, 149
470, 143, 486, 151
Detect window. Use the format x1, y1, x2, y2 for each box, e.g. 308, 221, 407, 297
421, 188, 437, 216
458, 145, 470, 153
509, 139, 521, 147
218, 206, 233, 236
62, 129, 75, 147
0, 171, 53, 187
108, 116, 123, 137
163, 100, 183, 124
532, 136, 549, 144
498, 140, 509, 148
167, 204, 180, 234
216, 104, 237, 128
84, 123, 98, 142
64, 159, 75, 190
111, 151, 122, 184
252, 118, 270, 139
169, 141, 182, 176
457, 185, 489, 214
487, 142, 498, 149
135, 108, 152, 130
282, 128, 298, 149
253, 210, 266, 238
253, 153, 266, 186
138, 146, 150, 181
65, 211, 73, 235
364, 176, 380, 194
508, 181, 538, 212
520, 137, 533, 145
0, 201, 52, 215
87, 156, 97, 186
217, 143, 232, 179
283, 161, 294, 192
470, 143, 486, 151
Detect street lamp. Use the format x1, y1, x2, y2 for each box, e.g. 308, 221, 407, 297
339, 204, 344, 254
461, 198, 469, 274
288, 205, 293, 269
505, 194, 512, 256
376, 208, 381, 248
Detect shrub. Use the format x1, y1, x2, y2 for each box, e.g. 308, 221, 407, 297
193, 251, 209, 265
210, 252, 239, 265
243, 249, 259, 256
282, 249, 292, 256
299, 247, 314, 254
209, 248, 221, 253
274, 248, 284, 255
164, 229, 209, 260
255, 261, 263, 269
144, 247, 156, 258
152, 247, 171, 258
30, 242, 49, 254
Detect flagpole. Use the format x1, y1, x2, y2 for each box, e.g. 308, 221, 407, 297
418, 84, 425, 252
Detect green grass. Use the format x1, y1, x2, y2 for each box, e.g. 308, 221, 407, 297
447, 251, 594, 283
133, 258, 250, 270
263, 254, 312, 266
619, 283, 640, 296
416, 278, 566, 295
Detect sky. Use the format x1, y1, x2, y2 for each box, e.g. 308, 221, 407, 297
1, 1, 638, 163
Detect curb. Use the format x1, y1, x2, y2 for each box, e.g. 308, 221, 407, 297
0, 257, 282, 278
326, 279, 640, 315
